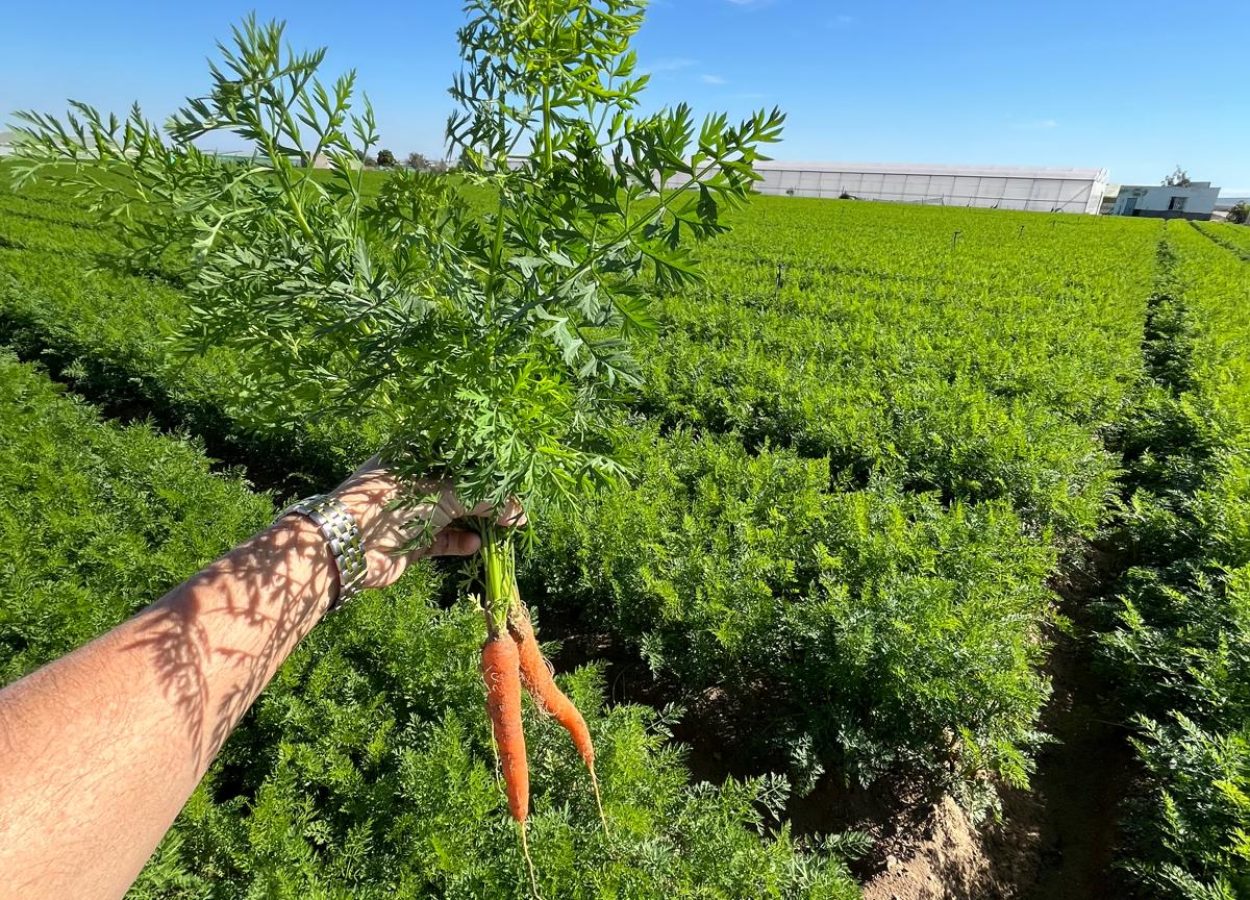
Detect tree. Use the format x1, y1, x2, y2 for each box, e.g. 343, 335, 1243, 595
406, 152, 430, 171
376, 148, 396, 167
1228, 202, 1249, 225
1163, 166, 1193, 187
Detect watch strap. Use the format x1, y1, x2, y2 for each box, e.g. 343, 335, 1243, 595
279, 494, 368, 611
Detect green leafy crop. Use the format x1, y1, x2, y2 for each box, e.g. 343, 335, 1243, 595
14, 3, 783, 530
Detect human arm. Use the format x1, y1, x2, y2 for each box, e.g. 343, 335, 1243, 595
0, 460, 515, 899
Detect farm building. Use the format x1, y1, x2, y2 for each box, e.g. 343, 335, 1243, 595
748, 161, 1110, 214
0, 131, 15, 157
1213, 195, 1250, 223
1110, 182, 1222, 221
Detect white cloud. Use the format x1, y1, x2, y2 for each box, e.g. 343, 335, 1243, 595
700, 74, 728, 85
827, 13, 854, 26
643, 56, 697, 73
1012, 119, 1059, 130
725, 0, 776, 7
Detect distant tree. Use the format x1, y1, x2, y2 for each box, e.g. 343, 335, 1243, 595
406, 152, 431, 171
376, 148, 396, 167
1229, 202, 1250, 225
1163, 166, 1193, 187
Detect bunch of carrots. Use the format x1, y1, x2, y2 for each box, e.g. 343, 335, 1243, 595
476, 525, 605, 893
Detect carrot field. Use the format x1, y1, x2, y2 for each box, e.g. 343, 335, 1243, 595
2, 159, 1249, 897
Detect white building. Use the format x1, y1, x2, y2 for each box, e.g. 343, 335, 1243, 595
747, 161, 1109, 214
0, 131, 15, 157
1110, 182, 1221, 221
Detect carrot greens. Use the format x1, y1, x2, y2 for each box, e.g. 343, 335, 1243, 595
13, 0, 782, 857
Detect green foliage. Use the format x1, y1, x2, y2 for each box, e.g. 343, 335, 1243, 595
1194, 220, 1250, 263
406, 152, 447, 173
529, 428, 1053, 800
0, 224, 358, 495
0, 167, 1162, 809
1164, 167, 1194, 188
1127, 713, 1250, 900
639, 201, 1157, 537
136, 592, 860, 899
0, 354, 272, 684
0, 354, 858, 897
13, 8, 783, 522
376, 148, 396, 167
1101, 224, 1250, 896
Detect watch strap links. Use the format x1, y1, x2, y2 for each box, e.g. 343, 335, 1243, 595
279, 494, 367, 611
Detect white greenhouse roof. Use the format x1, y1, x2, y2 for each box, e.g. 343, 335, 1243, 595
755, 161, 1109, 182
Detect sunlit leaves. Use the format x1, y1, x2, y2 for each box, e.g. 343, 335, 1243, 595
13, 4, 781, 520
1103, 225, 1250, 896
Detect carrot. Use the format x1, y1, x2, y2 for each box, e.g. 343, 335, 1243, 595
482, 633, 528, 820
509, 607, 608, 835
509, 610, 593, 765
482, 632, 539, 895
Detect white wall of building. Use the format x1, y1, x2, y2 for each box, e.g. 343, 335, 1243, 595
1111, 183, 1221, 219
749, 162, 1109, 214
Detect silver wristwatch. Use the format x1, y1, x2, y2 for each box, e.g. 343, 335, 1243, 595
279, 494, 368, 611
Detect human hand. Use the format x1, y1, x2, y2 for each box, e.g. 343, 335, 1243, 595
329, 457, 525, 589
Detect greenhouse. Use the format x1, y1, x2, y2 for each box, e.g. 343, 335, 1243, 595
753, 161, 1110, 213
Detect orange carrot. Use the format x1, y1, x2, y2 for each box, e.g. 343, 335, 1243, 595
481, 633, 528, 822
509, 607, 608, 834
482, 631, 540, 896
509, 611, 594, 767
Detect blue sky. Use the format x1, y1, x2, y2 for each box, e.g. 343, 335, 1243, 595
2, 0, 1246, 192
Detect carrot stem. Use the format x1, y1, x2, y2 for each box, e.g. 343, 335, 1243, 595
478, 524, 516, 638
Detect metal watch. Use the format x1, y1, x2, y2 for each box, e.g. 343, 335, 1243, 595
279, 494, 368, 611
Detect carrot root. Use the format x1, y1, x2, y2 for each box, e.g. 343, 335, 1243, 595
481, 634, 528, 822
519, 819, 541, 900
509, 607, 609, 836
589, 763, 610, 838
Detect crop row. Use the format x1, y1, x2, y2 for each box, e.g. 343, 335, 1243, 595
0, 185, 364, 494
0, 352, 857, 897
642, 204, 1161, 535
1100, 222, 1250, 897
0, 170, 1166, 812
1193, 220, 1250, 262
528, 202, 1164, 803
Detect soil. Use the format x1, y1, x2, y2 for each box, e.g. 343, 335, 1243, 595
859, 793, 1040, 900
543, 598, 1133, 900
1022, 552, 1137, 900
796, 548, 1134, 900
784, 768, 1041, 899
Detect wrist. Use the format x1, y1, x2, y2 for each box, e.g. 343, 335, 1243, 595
277, 494, 368, 610
281, 513, 340, 600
